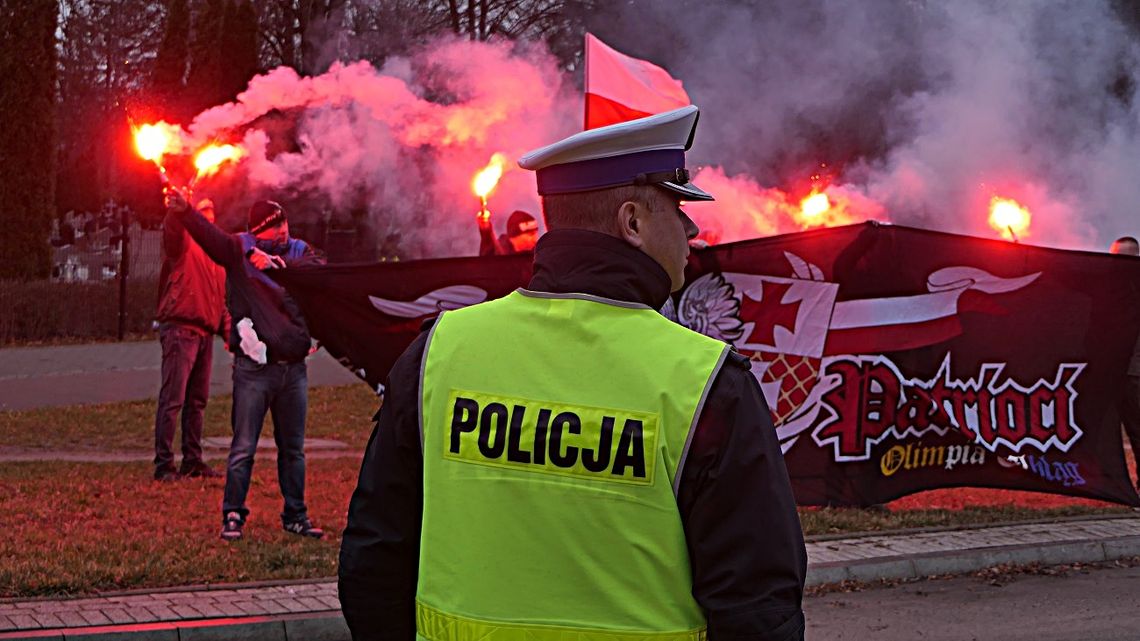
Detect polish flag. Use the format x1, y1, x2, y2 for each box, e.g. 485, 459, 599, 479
584, 33, 691, 130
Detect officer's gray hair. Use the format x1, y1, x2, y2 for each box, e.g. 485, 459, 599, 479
541, 185, 670, 235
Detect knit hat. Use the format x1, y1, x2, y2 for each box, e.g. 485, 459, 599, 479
506, 210, 538, 238
248, 200, 285, 234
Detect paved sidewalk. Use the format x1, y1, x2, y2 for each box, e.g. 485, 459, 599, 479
805, 513, 1140, 585
1, 515, 1137, 640
0, 339, 358, 411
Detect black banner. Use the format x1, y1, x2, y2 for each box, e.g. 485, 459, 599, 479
276, 222, 1140, 507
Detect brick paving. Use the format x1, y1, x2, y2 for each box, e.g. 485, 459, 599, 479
0, 582, 338, 635
0, 516, 1136, 639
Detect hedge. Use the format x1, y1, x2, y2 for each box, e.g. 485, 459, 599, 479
0, 278, 159, 344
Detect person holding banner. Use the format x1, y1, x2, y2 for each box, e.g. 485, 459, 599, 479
1110, 236, 1140, 491
339, 106, 806, 641
164, 192, 327, 542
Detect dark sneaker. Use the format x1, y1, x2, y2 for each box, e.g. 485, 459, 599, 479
283, 518, 324, 539
181, 464, 223, 479
154, 468, 181, 482
220, 512, 244, 541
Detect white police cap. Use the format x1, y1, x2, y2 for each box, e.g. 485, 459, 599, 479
518, 105, 714, 201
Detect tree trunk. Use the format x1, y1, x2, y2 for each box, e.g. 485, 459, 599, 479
0, 0, 58, 279
447, 0, 460, 33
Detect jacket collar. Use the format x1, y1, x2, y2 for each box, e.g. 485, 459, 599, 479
527, 229, 673, 310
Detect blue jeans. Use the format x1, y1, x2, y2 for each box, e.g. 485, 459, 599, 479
222, 355, 309, 524
154, 323, 213, 475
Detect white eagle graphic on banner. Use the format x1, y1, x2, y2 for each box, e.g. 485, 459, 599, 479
663, 253, 1040, 452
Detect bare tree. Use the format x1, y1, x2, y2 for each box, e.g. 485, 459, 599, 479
428, 0, 602, 49
256, 0, 603, 75
0, 0, 58, 278
258, 0, 349, 74
56, 0, 165, 217
340, 0, 451, 66
59, 0, 164, 101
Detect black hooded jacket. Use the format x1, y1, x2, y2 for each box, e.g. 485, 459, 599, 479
173, 205, 323, 362
338, 229, 807, 641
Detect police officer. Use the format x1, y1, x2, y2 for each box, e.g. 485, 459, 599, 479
338, 106, 807, 640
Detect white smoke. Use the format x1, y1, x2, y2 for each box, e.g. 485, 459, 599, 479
187, 1, 1140, 256
640, 0, 1140, 249
187, 38, 577, 258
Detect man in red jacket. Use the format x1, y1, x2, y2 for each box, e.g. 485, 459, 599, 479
153, 198, 229, 481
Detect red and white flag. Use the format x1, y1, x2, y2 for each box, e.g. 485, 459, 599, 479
584, 33, 690, 130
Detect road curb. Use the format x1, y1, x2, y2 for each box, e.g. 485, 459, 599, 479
3, 534, 1138, 638
805, 534, 1140, 587
0, 612, 349, 641
0, 577, 336, 607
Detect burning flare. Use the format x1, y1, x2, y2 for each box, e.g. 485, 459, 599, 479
685, 167, 884, 245
132, 122, 180, 164
472, 153, 507, 199
988, 196, 1031, 241
472, 152, 508, 222
799, 191, 831, 222
194, 143, 244, 180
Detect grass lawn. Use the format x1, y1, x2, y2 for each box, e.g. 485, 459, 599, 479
0, 386, 1134, 597
1, 458, 1129, 598
804, 494, 1130, 537
0, 459, 355, 597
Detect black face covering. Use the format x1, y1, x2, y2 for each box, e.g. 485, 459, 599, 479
255, 237, 289, 254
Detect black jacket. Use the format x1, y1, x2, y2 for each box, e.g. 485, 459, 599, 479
173, 206, 323, 362
338, 230, 807, 641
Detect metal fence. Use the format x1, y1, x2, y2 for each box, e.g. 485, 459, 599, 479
1, 208, 381, 344
0, 221, 163, 344
51, 225, 163, 283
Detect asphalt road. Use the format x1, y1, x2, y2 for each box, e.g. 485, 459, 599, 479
805, 562, 1140, 641
0, 338, 360, 411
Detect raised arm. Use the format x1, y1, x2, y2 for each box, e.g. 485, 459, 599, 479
477, 216, 501, 256
165, 193, 242, 268
162, 210, 187, 259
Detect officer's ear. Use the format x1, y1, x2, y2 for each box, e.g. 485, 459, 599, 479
617, 200, 644, 248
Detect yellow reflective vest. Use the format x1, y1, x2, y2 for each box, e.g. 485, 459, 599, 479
417, 289, 730, 641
